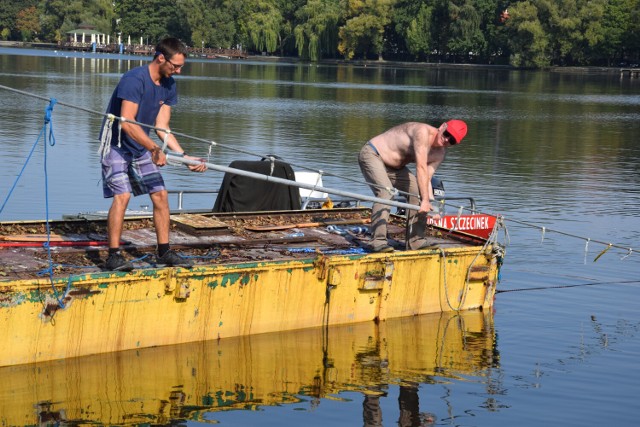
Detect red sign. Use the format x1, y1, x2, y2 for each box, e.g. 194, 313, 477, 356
426, 214, 497, 239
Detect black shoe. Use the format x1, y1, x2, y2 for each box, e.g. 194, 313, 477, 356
105, 252, 134, 272
157, 249, 193, 268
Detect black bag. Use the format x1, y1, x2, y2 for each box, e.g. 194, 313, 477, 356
213, 158, 301, 212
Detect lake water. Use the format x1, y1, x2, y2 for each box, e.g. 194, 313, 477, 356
1, 48, 639, 426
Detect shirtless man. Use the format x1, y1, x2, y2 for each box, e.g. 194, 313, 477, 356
358, 120, 467, 252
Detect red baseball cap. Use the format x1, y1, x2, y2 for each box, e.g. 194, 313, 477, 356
445, 120, 468, 144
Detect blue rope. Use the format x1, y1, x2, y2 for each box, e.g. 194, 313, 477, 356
287, 247, 368, 255
33, 99, 65, 307
0, 98, 58, 217
181, 249, 222, 260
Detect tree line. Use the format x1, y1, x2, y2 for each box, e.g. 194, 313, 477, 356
1, 0, 639, 68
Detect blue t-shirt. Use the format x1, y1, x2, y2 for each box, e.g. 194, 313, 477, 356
102, 65, 177, 157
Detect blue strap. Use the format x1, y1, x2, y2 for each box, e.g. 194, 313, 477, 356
44, 98, 57, 146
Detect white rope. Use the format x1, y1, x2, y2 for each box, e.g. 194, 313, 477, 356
270, 157, 276, 175
459, 219, 505, 311
97, 113, 115, 159
583, 238, 590, 264
314, 170, 324, 191
440, 248, 456, 311
117, 119, 122, 148
447, 205, 464, 236
504, 216, 635, 260
207, 141, 217, 161
161, 129, 171, 152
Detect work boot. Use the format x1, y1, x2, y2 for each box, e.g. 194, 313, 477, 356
371, 243, 394, 253
105, 252, 134, 272
157, 249, 193, 268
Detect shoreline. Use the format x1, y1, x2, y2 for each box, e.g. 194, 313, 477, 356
0, 40, 627, 74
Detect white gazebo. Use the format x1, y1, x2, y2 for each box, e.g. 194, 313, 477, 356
66, 28, 107, 45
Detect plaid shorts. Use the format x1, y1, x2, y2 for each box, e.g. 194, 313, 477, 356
102, 146, 166, 198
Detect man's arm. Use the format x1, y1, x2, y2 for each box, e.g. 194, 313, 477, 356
120, 100, 167, 166
155, 104, 181, 152
155, 104, 207, 172
413, 126, 434, 214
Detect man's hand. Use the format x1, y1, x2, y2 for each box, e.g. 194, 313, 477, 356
419, 199, 432, 215
419, 199, 441, 220
184, 155, 207, 172
151, 147, 167, 166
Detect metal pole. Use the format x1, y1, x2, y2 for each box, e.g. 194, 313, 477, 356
167, 154, 423, 212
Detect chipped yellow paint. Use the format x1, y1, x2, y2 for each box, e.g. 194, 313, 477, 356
0, 245, 499, 367
0, 310, 496, 425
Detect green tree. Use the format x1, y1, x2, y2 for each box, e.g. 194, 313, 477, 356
0, 0, 38, 40
116, 0, 188, 45
273, 0, 306, 56
625, 0, 640, 62
16, 6, 40, 41
592, 0, 636, 65
178, 0, 241, 49
505, 0, 550, 67
294, 0, 341, 60
338, 0, 396, 60
391, 0, 433, 60
538, 0, 591, 65
474, 0, 509, 63
38, 0, 114, 43
447, 0, 485, 60
236, 0, 283, 54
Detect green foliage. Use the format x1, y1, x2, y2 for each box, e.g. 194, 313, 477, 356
294, 0, 340, 61
592, 0, 637, 65
447, 0, 485, 58
16, 6, 40, 41
338, 0, 395, 60
393, 0, 433, 60
37, 0, 114, 43
505, 1, 550, 67
233, 0, 284, 54
0, 0, 38, 40
178, 0, 238, 48
115, 0, 189, 45
0, 0, 638, 68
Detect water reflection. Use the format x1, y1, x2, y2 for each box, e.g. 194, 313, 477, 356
1, 310, 498, 426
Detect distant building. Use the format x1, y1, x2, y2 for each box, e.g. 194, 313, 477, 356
66, 26, 108, 45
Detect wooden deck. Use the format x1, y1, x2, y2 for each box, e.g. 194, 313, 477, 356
0, 208, 485, 281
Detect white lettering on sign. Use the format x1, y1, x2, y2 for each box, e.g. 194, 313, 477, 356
427, 215, 492, 231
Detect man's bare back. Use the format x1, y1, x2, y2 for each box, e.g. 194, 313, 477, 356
369, 122, 444, 169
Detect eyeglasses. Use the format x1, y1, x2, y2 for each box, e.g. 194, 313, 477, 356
443, 131, 457, 145
165, 57, 185, 70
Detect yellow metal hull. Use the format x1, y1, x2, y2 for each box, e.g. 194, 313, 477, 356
0, 245, 499, 367
0, 309, 497, 425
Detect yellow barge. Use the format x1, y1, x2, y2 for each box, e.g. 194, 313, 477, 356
0, 208, 503, 367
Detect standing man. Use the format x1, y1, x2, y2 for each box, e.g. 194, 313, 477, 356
100, 37, 206, 271
358, 120, 467, 252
